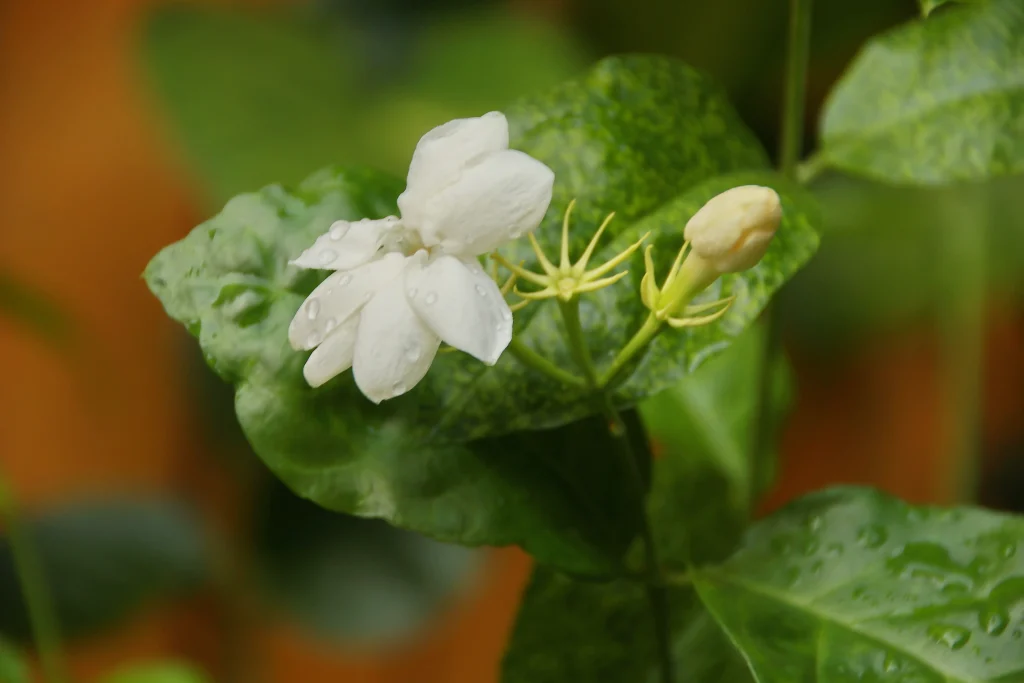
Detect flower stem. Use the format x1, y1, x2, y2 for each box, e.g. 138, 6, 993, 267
0, 474, 67, 683
749, 0, 814, 507
598, 313, 664, 390
780, 0, 814, 180
506, 336, 587, 388
558, 299, 674, 683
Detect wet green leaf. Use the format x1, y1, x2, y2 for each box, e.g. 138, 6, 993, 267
0, 501, 207, 641
820, 0, 1024, 184
503, 488, 1024, 682
693, 488, 1024, 682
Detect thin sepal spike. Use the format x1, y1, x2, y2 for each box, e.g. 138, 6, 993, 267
683, 295, 736, 315
575, 270, 630, 294
491, 253, 549, 286
527, 233, 558, 276
574, 211, 616, 272
560, 199, 576, 269
584, 231, 649, 281
666, 300, 734, 328
513, 285, 558, 301
642, 245, 660, 306
664, 240, 691, 287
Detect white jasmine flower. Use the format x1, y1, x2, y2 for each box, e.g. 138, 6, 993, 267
288, 112, 555, 403
684, 185, 781, 273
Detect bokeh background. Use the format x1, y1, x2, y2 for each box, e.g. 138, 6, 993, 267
2, 0, 1023, 681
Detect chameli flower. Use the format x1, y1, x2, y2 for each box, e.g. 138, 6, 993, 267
287, 112, 555, 403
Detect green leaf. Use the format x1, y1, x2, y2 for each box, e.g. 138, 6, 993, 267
145, 57, 818, 573
0, 501, 207, 641
254, 478, 480, 642
503, 487, 1024, 682
919, 0, 978, 17
692, 488, 1024, 682
0, 639, 28, 683
819, 0, 1024, 184
101, 662, 211, 683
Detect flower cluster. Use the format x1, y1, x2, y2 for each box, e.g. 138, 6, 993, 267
288, 112, 554, 403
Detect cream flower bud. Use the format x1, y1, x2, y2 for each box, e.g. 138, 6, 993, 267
684, 185, 781, 273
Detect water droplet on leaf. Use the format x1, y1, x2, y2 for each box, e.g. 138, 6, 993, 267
857, 524, 888, 549
927, 624, 970, 651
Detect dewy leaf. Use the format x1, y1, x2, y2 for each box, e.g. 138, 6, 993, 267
504, 487, 1024, 683
693, 488, 1024, 683
0, 501, 207, 641
146, 56, 817, 574
819, 0, 1024, 185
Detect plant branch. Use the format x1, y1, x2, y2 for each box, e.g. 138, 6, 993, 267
558, 299, 674, 683
0, 474, 67, 683
506, 336, 587, 388
780, 0, 814, 180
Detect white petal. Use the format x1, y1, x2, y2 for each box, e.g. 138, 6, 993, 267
405, 255, 512, 365
290, 217, 401, 271
416, 149, 554, 256
288, 252, 407, 351
302, 315, 359, 388
352, 277, 441, 403
397, 112, 509, 228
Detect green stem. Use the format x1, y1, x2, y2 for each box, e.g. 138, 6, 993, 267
558, 300, 674, 683
598, 313, 664, 389
748, 0, 814, 507
558, 299, 599, 387
506, 337, 587, 388
0, 476, 67, 683
938, 189, 987, 503
779, 0, 814, 180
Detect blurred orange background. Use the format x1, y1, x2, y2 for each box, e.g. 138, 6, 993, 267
2, 0, 1023, 681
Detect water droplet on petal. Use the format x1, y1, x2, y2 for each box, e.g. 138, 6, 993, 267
329, 222, 349, 240
319, 249, 338, 266
391, 381, 406, 395
306, 298, 321, 320
425, 292, 438, 305
501, 309, 512, 321
307, 331, 323, 347
407, 287, 418, 298
339, 274, 352, 286
405, 347, 421, 362
927, 624, 970, 651
474, 284, 487, 297
324, 317, 338, 334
